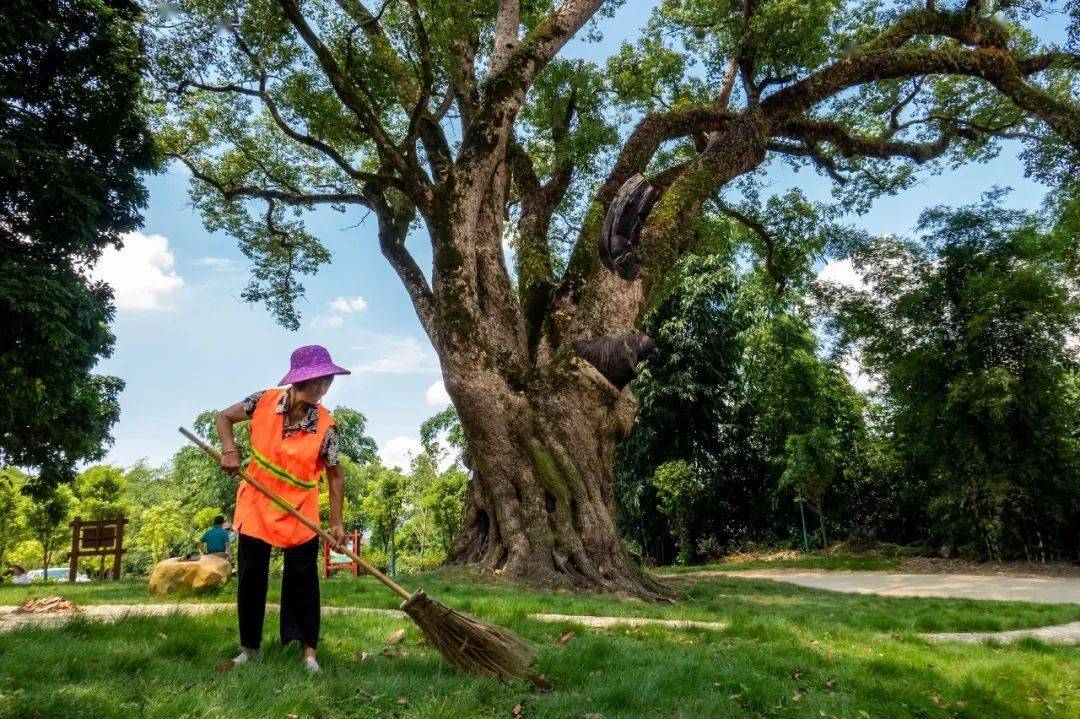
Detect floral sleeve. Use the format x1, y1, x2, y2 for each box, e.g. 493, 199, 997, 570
241, 390, 266, 418
321, 427, 340, 467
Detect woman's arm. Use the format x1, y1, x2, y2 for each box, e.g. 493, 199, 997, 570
215, 402, 248, 476
326, 463, 345, 545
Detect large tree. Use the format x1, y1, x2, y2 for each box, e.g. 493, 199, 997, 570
0, 0, 158, 492
148, 0, 1080, 596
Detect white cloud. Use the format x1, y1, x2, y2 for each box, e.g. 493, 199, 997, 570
330, 295, 368, 314
379, 436, 423, 471
193, 256, 239, 272
351, 335, 439, 374
425, 380, 451, 406
815, 257, 867, 292
91, 232, 184, 310
313, 315, 345, 328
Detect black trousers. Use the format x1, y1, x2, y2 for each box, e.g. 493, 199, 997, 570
237, 533, 320, 650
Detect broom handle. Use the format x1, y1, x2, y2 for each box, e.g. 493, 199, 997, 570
179, 427, 412, 601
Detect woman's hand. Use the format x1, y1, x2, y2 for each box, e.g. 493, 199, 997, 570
216, 403, 250, 478
330, 521, 345, 548
220, 450, 241, 477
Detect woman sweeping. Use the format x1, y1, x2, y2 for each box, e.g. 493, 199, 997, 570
215, 345, 350, 673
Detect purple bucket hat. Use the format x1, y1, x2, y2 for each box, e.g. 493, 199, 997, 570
279, 345, 351, 386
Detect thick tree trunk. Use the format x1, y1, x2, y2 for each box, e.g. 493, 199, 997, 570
444, 357, 666, 599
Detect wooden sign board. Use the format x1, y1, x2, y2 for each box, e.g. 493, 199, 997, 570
68, 517, 128, 581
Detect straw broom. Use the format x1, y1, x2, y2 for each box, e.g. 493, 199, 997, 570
179, 427, 537, 679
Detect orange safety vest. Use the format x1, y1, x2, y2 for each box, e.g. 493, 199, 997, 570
233, 388, 333, 548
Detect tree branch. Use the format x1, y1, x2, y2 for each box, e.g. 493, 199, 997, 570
767, 140, 849, 184
275, 0, 414, 178
169, 154, 372, 208
777, 118, 955, 164
368, 190, 439, 346
713, 201, 786, 294
762, 46, 1080, 149
461, 0, 603, 166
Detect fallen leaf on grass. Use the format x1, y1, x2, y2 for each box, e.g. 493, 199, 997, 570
286, 714, 299, 719
380, 647, 405, 659
824, 679, 837, 691
397, 697, 408, 705
386, 629, 406, 645
792, 689, 806, 702
528, 674, 551, 692
158, 633, 168, 640
792, 669, 803, 680
584, 714, 604, 719
16, 596, 79, 614
216, 660, 235, 672
555, 631, 576, 648
512, 702, 525, 717
355, 651, 370, 663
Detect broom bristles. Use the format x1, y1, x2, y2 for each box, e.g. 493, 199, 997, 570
401, 590, 537, 679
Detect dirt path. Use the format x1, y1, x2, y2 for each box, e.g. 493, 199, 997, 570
680, 570, 1080, 604
4, 597, 1077, 643
0, 602, 728, 633
529, 613, 727, 630
0, 603, 401, 632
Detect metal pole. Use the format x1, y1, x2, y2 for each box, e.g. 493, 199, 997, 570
799, 500, 810, 553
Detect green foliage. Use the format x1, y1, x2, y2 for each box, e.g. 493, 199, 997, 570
650, 460, 700, 564
618, 250, 868, 564
0, 469, 28, 569
331, 407, 378, 464
131, 500, 190, 565
419, 406, 467, 467
21, 484, 74, 573
400, 452, 467, 564
818, 191, 1080, 559
74, 465, 131, 522
0, 0, 158, 491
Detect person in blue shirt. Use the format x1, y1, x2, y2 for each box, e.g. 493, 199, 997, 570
200, 516, 231, 558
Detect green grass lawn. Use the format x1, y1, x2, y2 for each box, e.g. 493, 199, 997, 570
1, 569, 1077, 718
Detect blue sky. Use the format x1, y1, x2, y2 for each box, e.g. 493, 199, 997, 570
93, 1, 1064, 470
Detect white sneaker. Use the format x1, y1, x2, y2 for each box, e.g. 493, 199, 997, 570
232, 648, 260, 665
303, 656, 321, 673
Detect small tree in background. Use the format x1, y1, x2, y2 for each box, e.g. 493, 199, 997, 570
360, 465, 408, 574
650, 460, 702, 565
22, 485, 73, 576
780, 428, 843, 555
401, 452, 468, 569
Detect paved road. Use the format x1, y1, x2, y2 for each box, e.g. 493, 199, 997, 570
923, 621, 1080, 645
700, 570, 1080, 604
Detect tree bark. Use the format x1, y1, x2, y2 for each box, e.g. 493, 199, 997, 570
443, 354, 666, 599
